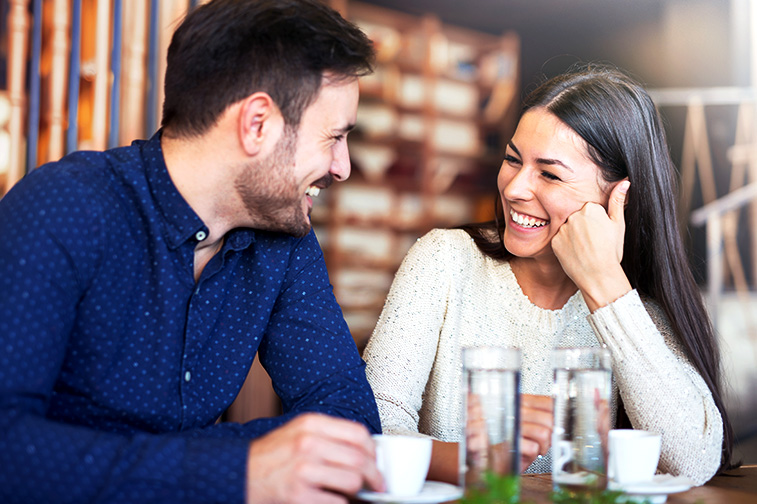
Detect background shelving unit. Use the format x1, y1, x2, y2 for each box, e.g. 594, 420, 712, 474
1, 0, 520, 422
312, 1, 521, 350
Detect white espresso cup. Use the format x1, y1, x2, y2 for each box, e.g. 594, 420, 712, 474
608, 429, 661, 484
373, 434, 432, 496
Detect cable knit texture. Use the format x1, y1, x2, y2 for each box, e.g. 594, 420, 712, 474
363, 229, 723, 485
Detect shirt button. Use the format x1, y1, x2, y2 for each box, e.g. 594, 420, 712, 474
195, 230, 207, 241
184, 371, 192, 382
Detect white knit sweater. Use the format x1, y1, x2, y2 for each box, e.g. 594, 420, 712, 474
363, 229, 723, 485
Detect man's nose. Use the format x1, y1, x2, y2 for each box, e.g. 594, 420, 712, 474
331, 141, 351, 181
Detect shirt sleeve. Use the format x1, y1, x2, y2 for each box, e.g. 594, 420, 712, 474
252, 230, 382, 435
362, 229, 452, 437
0, 171, 249, 504
587, 290, 723, 485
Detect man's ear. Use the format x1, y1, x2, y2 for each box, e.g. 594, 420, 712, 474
238, 92, 282, 156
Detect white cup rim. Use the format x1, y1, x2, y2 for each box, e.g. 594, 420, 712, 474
372, 433, 431, 443
609, 429, 660, 439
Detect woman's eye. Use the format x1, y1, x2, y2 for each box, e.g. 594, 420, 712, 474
541, 171, 561, 181
503, 154, 521, 165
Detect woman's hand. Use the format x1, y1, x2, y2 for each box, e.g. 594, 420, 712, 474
427, 395, 556, 478
520, 394, 553, 472
552, 180, 632, 311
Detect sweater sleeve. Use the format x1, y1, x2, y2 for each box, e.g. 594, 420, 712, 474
587, 290, 723, 485
363, 230, 453, 438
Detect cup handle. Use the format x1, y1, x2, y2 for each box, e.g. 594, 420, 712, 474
552, 439, 572, 474
608, 446, 616, 481
375, 444, 385, 474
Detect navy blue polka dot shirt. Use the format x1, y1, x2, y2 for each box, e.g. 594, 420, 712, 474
0, 132, 381, 503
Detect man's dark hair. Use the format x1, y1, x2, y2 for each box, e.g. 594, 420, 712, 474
161, 0, 375, 138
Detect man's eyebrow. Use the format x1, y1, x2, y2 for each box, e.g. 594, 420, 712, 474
336, 123, 356, 135
508, 140, 574, 173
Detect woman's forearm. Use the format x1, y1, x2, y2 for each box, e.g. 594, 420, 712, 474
428, 440, 460, 484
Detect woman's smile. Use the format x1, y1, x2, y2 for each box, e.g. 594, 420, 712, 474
509, 209, 549, 229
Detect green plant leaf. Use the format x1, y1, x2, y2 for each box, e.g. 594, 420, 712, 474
459, 471, 658, 504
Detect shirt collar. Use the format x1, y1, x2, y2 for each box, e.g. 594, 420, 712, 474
140, 131, 256, 251
141, 130, 208, 250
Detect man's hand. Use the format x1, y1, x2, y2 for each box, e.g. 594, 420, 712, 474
245, 413, 384, 504
520, 394, 553, 472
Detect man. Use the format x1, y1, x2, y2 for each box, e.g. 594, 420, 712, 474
0, 1, 385, 502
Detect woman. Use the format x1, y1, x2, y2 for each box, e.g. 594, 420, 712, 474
362, 65, 734, 486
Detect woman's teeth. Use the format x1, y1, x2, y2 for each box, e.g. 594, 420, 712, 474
305, 186, 320, 197
510, 209, 547, 228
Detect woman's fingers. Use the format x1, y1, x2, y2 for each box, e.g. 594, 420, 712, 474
522, 394, 553, 414
520, 394, 553, 470
522, 420, 552, 456
520, 437, 542, 472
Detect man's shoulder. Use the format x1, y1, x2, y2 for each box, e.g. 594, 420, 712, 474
1, 144, 149, 235
58, 143, 147, 181
16, 144, 143, 197
252, 228, 324, 258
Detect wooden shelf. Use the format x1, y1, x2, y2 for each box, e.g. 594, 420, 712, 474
320, 1, 520, 349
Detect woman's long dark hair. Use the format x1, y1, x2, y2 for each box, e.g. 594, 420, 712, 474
460, 64, 735, 471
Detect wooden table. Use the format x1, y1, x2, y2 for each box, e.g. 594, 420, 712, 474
519, 465, 757, 504
355, 465, 756, 503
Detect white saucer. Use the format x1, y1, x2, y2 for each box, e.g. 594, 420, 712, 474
356, 481, 464, 503
608, 474, 695, 504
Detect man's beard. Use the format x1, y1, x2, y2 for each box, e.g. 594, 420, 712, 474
234, 126, 312, 238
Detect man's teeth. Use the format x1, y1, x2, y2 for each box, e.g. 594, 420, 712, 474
510, 209, 548, 228
305, 186, 320, 197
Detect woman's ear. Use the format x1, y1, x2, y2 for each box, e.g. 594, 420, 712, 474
238, 92, 283, 156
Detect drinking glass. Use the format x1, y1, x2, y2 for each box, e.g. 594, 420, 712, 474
460, 346, 521, 492
551, 347, 612, 492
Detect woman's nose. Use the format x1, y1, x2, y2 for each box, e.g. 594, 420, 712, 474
502, 166, 534, 202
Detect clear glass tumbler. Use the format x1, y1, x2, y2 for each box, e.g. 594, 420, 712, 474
551, 347, 612, 493
460, 346, 521, 493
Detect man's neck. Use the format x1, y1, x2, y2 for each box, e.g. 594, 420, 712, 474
160, 129, 240, 245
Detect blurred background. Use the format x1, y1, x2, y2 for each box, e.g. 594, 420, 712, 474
1, 0, 755, 464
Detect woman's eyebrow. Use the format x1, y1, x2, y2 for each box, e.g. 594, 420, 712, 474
508, 140, 574, 172
507, 141, 521, 157
537, 157, 574, 173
